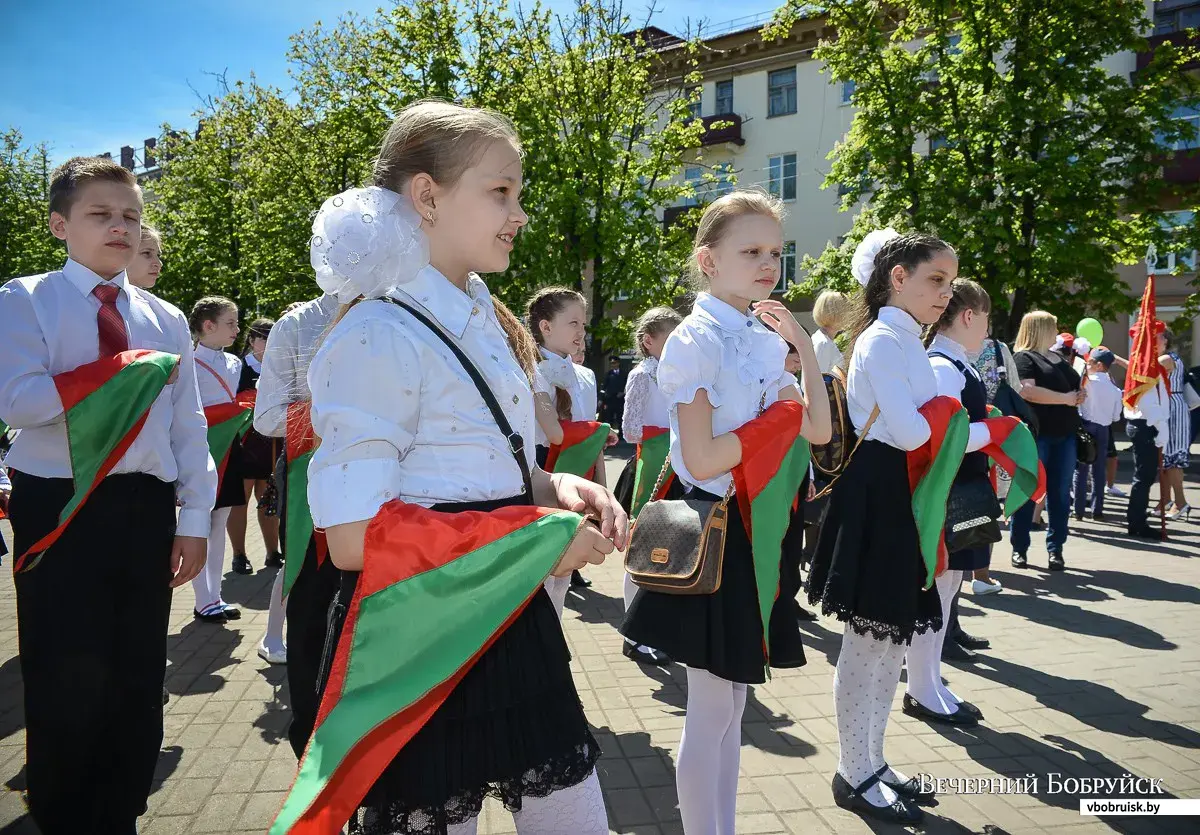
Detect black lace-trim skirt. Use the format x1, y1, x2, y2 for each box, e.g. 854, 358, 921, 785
321, 494, 600, 835
612, 454, 685, 516
804, 440, 942, 645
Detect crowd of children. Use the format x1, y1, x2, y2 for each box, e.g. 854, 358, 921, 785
0, 100, 1189, 835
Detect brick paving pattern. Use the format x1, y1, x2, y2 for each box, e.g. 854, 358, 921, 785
0, 455, 1197, 834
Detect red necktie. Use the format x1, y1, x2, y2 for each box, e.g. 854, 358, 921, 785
93, 283, 129, 358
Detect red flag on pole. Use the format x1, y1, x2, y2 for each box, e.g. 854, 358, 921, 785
1123, 273, 1164, 412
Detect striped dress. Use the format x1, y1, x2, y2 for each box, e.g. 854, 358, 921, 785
1164, 351, 1191, 469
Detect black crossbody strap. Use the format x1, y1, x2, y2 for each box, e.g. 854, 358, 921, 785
380, 296, 533, 498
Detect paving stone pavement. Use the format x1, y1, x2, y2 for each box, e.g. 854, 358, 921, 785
0, 454, 1198, 834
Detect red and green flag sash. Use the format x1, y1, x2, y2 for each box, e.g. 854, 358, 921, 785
906, 396, 970, 588
282, 401, 326, 598
731, 400, 810, 677
630, 426, 675, 519
204, 389, 256, 498
14, 349, 179, 573
983, 407, 1047, 516
270, 501, 586, 834
545, 420, 610, 479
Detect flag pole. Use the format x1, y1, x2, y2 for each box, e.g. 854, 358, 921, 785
1143, 245, 1169, 542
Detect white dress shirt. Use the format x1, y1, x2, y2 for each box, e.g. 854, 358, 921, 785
0, 259, 217, 537
621, 357, 671, 444
253, 293, 339, 438
193, 344, 243, 407
537, 348, 595, 421
812, 329, 843, 374
307, 266, 537, 527
848, 306, 936, 452
1080, 371, 1123, 427
658, 292, 795, 496
927, 334, 991, 453
575, 363, 598, 419
1124, 377, 1170, 449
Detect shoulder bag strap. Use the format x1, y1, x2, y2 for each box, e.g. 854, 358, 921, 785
813, 365, 879, 501
194, 356, 236, 402
380, 296, 533, 499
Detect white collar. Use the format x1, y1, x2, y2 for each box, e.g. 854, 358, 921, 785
692, 292, 758, 334
395, 265, 494, 339
245, 353, 263, 373
62, 257, 130, 299
878, 305, 922, 337
929, 333, 969, 364
194, 343, 227, 362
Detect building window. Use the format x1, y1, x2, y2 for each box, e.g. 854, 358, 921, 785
712, 163, 735, 196
1152, 210, 1197, 274
1158, 104, 1200, 151
929, 135, 950, 153
1155, 4, 1200, 35
768, 67, 797, 117
774, 241, 797, 293
767, 153, 797, 201
685, 87, 702, 119
840, 79, 856, 106
682, 166, 704, 206
715, 80, 734, 115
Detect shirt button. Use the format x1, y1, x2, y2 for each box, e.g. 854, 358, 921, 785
745, 321, 752, 327
512, 395, 519, 404
471, 307, 479, 316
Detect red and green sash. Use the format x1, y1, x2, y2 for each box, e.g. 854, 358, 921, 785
545, 420, 610, 480
983, 407, 1047, 515
906, 396, 970, 588
204, 389, 256, 497
731, 400, 810, 677
282, 401, 326, 598
269, 501, 586, 834
629, 426, 674, 519
14, 350, 179, 572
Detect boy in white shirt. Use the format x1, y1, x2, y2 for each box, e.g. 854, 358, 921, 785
1074, 348, 1123, 521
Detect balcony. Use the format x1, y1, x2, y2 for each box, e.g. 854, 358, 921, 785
1136, 31, 1200, 73
690, 113, 745, 148
1162, 148, 1200, 186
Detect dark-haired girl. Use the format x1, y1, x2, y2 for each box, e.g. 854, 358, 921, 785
806, 229, 959, 825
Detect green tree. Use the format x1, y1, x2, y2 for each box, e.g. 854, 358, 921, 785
0, 129, 61, 280
769, 0, 1200, 338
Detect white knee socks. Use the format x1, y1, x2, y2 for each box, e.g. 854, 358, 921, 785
444, 769, 607, 835
834, 629, 903, 807
262, 564, 287, 653
544, 574, 570, 619
677, 668, 746, 835
192, 507, 232, 615
904, 570, 962, 715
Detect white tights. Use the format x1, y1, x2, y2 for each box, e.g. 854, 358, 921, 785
544, 574, 570, 619
192, 507, 231, 616
905, 570, 963, 715
262, 563, 287, 653
677, 668, 747, 835
444, 769, 607, 835
833, 628, 908, 807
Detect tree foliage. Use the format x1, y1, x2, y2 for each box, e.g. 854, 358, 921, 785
0, 130, 61, 280
769, 0, 1200, 338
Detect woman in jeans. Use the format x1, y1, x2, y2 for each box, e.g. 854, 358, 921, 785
1010, 311, 1085, 571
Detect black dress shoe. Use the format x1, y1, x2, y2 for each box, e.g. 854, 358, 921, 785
950, 700, 984, 720
1047, 551, 1065, 571
232, 553, 253, 575
1128, 527, 1163, 541
941, 640, 977, 663
1030, 520, 1045, 531
875, 764, 936, 803
954, 631, 990, 650
795, 605, 819, 622
1011, 551, 1028, 568
622, 642, 672, 666
570, 569, 592, 588
1073, 512, 1084, 522
264, 551, 284, 569
162, 686, 169, 706
1092, 512, 1106, 522
831, 772, 923, 825
193, 608, 229, 624
903, 693, 979, 727
221, 604, 242, 620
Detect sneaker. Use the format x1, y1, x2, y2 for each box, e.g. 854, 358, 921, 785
1011, 551, 1028, 569
971, 578, 1002, 596
232, 553, 253, 575
220, 602, 242, 620
1048, 551, 1065, 571
1107, 485, 1128, 498
257, 642, 287, 665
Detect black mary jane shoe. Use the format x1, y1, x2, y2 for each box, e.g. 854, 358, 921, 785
832, 771, 923, 825
193, 608, 229, 624
232, 553, 253, 575
875, 764, 937, 804
950, 700, 985, 720
902, 693, 979, 727
1011, 551, 1028, 568
264, 551, 284, 569
622, 642, 672, 666
570, 569, 592, 588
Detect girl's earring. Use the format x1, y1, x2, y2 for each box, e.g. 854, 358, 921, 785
426, 213, 436, 226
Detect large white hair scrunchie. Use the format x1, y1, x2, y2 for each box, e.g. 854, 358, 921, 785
851, 228, 901, 288
310, 186, 429, 303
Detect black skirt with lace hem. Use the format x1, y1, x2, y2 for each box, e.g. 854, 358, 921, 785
804, 439, 942, 645
318, 494, 599, 835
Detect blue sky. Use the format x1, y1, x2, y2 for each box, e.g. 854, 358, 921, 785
2, 1, 766, 163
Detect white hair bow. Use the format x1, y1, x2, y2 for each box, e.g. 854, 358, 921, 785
310, 186, 429, 304
851, 228, 901, 288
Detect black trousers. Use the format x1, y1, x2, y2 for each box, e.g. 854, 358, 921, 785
10, 471, 175, 834
285, 534, 341, 758
1126, 420, 1160, 533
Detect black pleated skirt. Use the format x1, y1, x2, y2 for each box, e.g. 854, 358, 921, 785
214, 441, 248, 509
621, 488, 806, 684
948, 545, 991, 572
612, 454, 685, 516
320, 494, 599, 835
805, 440, 942, 645
239, 427, 278, 480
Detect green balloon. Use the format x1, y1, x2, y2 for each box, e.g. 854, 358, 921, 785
1077, 318, 1103, 347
